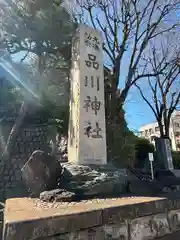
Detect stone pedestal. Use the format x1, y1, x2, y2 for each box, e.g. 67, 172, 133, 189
68, 24, 107, 165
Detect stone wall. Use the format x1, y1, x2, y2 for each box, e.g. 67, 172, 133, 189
3, 197, 180, 240
0, 122, 51, 201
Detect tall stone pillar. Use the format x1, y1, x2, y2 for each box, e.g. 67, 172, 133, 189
68, 24, 107, 165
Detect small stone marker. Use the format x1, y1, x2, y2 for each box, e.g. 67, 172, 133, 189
164, 138, 174, 170
68, 24, 107, 165
155, 138, 174, 170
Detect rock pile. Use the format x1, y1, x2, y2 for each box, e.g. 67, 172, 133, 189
22, 150, 180, 202
21, 150, 128, 201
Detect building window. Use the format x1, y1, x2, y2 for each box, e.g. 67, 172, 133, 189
151, 136, 156, 142
155, 127, 159, 132
177, 141, 180, 149
140, 131, 144, 136
149, 128, 152, 134
175, 132, 180, 137
145, 130, 148, 136
175, 122, 180, 128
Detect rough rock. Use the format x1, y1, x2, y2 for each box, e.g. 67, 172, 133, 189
40, 189, 75, 202
60, 163, 128, 197
21, 150, 62, 196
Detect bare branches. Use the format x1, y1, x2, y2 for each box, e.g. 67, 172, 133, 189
135, 82, 159, 120
20, 49, 30, 62
73, 0, 179, 112
135, 41, 180, 138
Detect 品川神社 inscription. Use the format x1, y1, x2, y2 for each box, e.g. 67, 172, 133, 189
68, 24, 107, 165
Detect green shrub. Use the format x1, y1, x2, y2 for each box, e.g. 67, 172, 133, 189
172, 151, 180, 169
134, 137, 155, 168
106, 123, 136, 167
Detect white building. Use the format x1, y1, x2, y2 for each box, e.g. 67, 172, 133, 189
139, 111, 180, 151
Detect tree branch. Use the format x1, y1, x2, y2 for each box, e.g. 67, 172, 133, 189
135, 83, 159, 120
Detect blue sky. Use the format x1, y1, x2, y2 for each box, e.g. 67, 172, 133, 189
125, 88, 155, 132
115, 47, 156, 132
117, 64, 156, 132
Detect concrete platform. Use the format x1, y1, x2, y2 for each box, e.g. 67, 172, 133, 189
3, 196, 180, 239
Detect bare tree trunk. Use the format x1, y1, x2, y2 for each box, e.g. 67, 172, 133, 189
164, 121, 170, 139
158, 120, 164, 138
0, 101, 29, 164
119, 87, 130, 111
110, 83, 117, 123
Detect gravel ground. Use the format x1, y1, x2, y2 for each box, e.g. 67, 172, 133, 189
31, 196, 164, 210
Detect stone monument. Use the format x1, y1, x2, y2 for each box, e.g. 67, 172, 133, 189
21, 24, 129, 202
68, 24, 107, 165
155, 138, 174, 170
